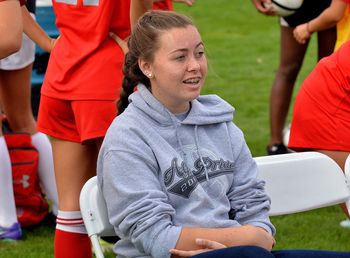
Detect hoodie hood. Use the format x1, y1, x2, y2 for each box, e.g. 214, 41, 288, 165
129, 84, 234, 126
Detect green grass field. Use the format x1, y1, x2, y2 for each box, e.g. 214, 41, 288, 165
1, 0, 349, 257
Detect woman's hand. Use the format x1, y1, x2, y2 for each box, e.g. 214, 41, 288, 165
109, 32, 128, 55
293, 23, 311, 44
45, 35, 59, 53
251, 0, 276, 16
169, 238, 226, 257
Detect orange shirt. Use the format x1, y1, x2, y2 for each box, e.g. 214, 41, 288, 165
335, 0, 350, 50
42, 0, 130, 100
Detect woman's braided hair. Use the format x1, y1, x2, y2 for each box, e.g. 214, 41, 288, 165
117, 10, 194, 115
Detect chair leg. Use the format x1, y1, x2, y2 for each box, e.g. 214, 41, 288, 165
344, 155, 350, 216
91, 235, 105, 258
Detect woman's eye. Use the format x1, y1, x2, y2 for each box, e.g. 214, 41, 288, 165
176, 55, 185, 61
196, 51, 204, 57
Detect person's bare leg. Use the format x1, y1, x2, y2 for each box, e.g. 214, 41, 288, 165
316, 150, 350, 218
0, 105, 19, 232
51, 138, 101, 211
316, 150, 349, 172
268, 26, 308, 150
0, 68, 32, 236
0, 65, 36, 133
316, 26, 336, 61
51, 137, 102, 258
0, 65, 58, 214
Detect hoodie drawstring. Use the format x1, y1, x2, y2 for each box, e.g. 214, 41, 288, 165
172, 114, 209, 182
194, 125, 209, 181
175, 124, 189, 165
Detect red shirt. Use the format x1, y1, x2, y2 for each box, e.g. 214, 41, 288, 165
42, 0, 130, 100
289, 41, 350, 151
153, 0, 173, 10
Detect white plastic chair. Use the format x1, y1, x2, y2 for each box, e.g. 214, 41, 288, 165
80, 151, 350, 258
255, 152, 350, 216
79, 176, 115, 258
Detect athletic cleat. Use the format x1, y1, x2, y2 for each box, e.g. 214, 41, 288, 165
0, 223, 22, 240
267, 143, 290, 155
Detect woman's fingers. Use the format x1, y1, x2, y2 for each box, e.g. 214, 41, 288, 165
195, 238, 227, 249
109, 32, 128, 54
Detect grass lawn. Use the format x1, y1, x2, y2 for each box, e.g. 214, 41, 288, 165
1, 0, 349, 257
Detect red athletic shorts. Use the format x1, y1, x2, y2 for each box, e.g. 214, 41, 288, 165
37, 95, 117, 143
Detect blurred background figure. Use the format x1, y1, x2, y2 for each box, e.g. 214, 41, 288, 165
293, 0, 350, 48
0, 0, 58, 241
288, 40, 350, 224
251, 0, 336, 155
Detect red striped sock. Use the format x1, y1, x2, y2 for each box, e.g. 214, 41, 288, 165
54, 229, 92, 258
54, 210, 91, 258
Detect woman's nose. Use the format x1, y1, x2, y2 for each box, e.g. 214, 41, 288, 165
187, 56, 200, 71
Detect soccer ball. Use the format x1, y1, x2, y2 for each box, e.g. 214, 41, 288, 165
265, 0, 304, 17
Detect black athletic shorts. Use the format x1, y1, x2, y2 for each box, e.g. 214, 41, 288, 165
26, 0, 36, 14
282, 0, 332, 27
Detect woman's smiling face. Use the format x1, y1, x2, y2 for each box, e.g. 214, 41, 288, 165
141, 25, 207, 113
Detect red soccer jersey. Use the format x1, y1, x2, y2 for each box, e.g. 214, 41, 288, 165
289, 41, 350, 151
42, 0, 130, 101
153, 0, 173, 10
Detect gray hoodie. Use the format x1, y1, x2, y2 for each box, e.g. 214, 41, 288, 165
97, 84, 275, 258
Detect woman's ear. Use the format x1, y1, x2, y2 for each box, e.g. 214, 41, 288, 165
138, 59, 153, 78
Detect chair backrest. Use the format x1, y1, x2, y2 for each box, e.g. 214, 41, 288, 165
254, 151, 350, 216
80, 151, 350, 257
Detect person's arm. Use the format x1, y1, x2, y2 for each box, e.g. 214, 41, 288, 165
170, 123, 275, 257
130, 0, 153, 29
0, 0, 23, 58
293, 0, 347, 44
130, 0, 194, 29
99, 138, 182, 258
225, 123, 275, 233
170, 238, 227, 257
21, 5, 56, 52
109, 32, 128, 54
98, 125, 274, 258
173, 225, 273, 252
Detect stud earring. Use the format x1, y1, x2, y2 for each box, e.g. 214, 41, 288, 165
147, 73, 152, 78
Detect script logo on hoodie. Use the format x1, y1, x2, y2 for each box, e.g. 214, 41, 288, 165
163, 145, 234, 198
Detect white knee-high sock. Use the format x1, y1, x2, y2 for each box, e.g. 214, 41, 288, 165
0, 137, 18, 227
31, 132, 58, 216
